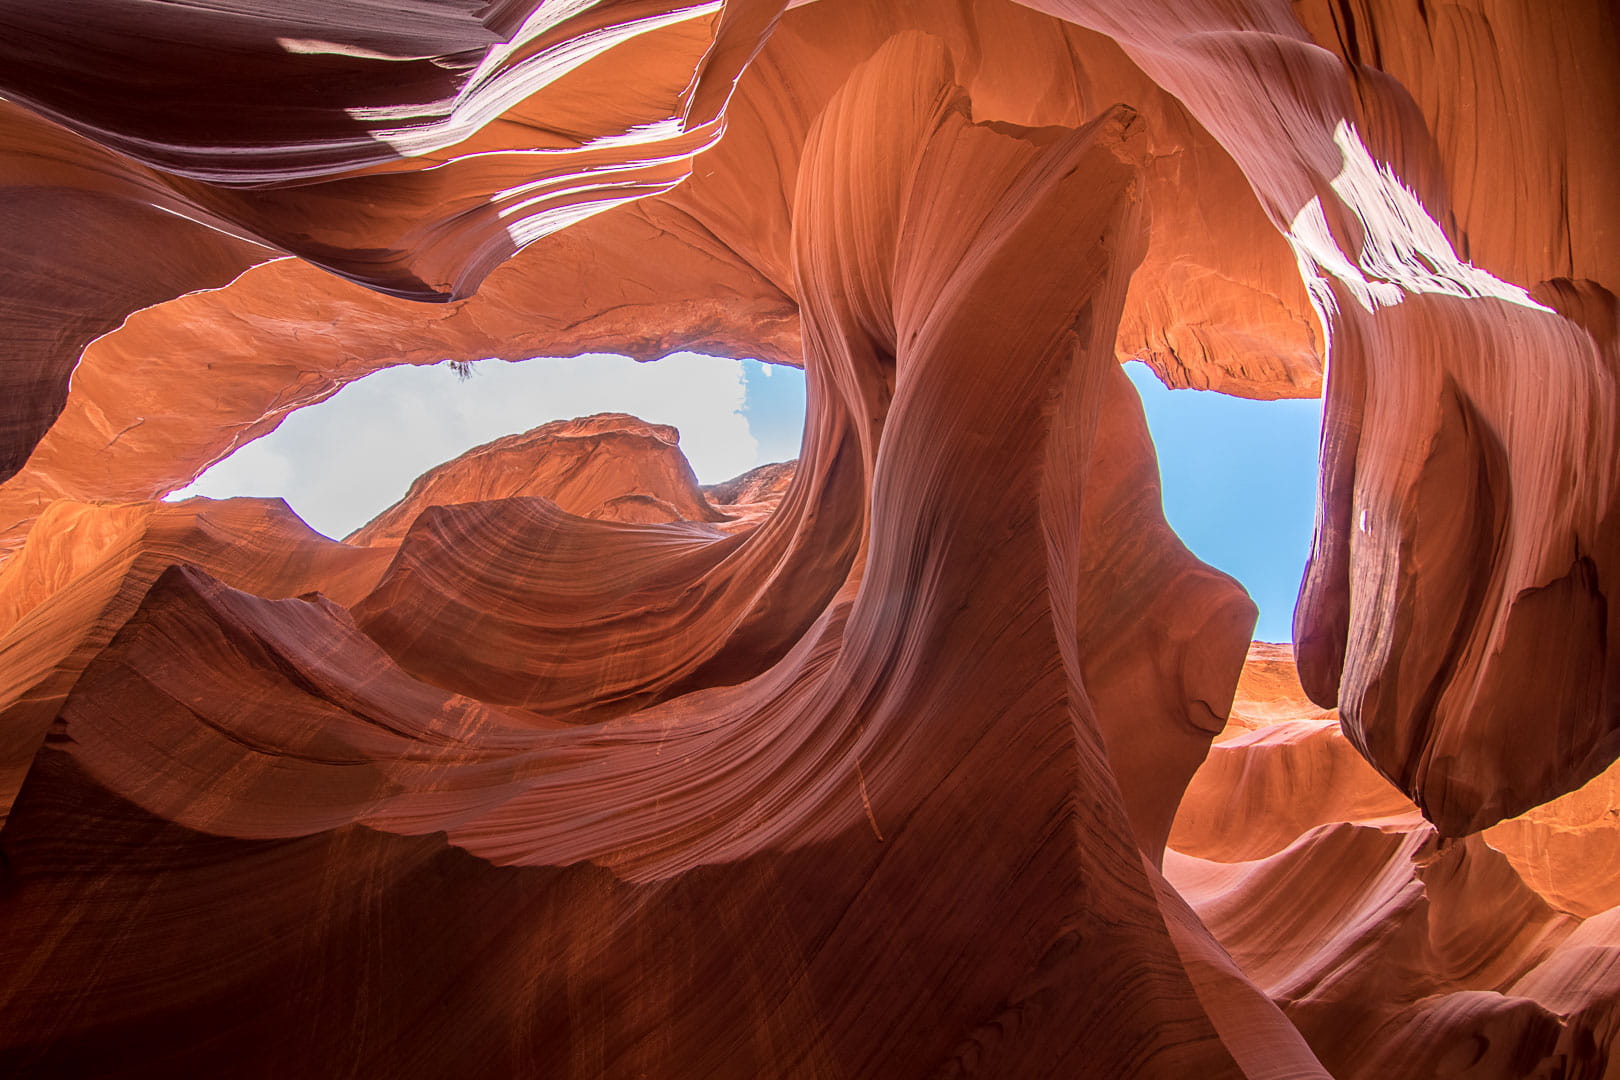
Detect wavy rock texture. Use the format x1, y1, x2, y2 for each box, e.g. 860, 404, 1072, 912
0, 497, 391, 830
702, 460, 797, 532
0, 0, 780, 300
0, 0, 1327, 550
0, 30, 1288, 1078
0, 0, 1616, 1076
0, 101, 275, 484
1169, 644, 1620, 1079
1010, 0, 1620, 835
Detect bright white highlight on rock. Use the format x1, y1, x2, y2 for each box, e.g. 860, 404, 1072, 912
351, 0, 725, 152
491, 115, 729, 247
273, 39, 405, 60
1287, 121, 1553, 319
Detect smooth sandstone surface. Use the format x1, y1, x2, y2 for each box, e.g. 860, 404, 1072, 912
1169, 644, 1620, 1079
0, 0, 1615, 1076
346, 412, 733, 546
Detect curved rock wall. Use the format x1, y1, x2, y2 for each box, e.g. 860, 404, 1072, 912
1170, 643, 1620, 1078
0, 0, 1615, 1075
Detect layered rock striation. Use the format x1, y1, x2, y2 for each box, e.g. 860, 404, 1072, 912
1170, 644, 1620, 1079
0, 0, 1616, 1076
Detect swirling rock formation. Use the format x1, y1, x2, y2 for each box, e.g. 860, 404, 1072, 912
1169, 644, 1620, 1079
0, 0, 1615, 1076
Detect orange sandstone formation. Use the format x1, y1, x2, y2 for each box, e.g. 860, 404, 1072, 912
0, 0, 1615, 1076
0, 497, 391, 830
702, 460, 798, 532
346, 412, 731, 545
1170, 644, 1620, 1079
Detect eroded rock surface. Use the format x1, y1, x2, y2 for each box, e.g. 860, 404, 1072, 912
0, 0, 1615, 1076
1170, 644, 1620, 1079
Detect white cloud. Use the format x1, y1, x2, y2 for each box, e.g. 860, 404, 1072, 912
167, 352, 762, 539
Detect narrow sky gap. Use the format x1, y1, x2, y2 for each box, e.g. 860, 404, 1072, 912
1125, 361, 1322, 642
167, 353, 808, 540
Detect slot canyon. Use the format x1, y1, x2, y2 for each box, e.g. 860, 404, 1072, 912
0, 1, 1617, 1076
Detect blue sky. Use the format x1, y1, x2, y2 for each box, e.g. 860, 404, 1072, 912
736, 358, 806, 464
170, 353, 1317, 640
1124, 362, 1321, 642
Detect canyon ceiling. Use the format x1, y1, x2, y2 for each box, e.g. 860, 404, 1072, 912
0, 0, 1617, 1076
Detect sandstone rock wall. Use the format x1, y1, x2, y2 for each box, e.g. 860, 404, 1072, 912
0, 0, 1615, 1075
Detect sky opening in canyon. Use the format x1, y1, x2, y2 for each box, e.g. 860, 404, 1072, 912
166, 352, 808, 538
167, 353, 1319, 641
1125, 362, 1322, 643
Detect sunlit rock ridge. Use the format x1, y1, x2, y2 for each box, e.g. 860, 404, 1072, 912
0, 1, 1616, 1076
